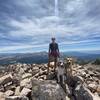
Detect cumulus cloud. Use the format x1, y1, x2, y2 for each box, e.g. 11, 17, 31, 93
0, 0, 100, 52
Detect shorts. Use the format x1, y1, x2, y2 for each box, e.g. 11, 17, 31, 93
49, 55, 59, 62
50, 51, 59, 58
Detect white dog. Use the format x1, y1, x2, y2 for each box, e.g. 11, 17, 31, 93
56, 61, 65, 84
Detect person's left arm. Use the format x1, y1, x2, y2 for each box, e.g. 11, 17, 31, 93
57, 43, 60, 56
48, 44, 51, 56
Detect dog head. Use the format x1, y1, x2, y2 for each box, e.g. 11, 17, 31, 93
58, 60, 64, 68
64, 57, 73, 65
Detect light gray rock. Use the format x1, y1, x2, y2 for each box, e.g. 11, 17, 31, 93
85, 89, 100, 100
88, 83, 97, 92
5, 96, 29, 100
80, 71, 86, 77
22, 73, 32, 80
88, 71, 95, 76
38, 75, 47, 80
39, 70, 47, 76
97, 85, 100, 94
20, 88, 31, 96
28, 69, 32, 73
1, 62, 100, 100
46, 72, 56, 80
20, 78, 31, 88
22, 64, 31, 72
0, 92, 5, 100
0, 74, 13, 86
32, 67, 40, 76
31, 79, 69, 100
18, 67, 25, 76
74, 84, 93, 100
5, 90, 14, 96
4, 85, 16, 93
73, 75, 84, 84
15, 86, 20, 96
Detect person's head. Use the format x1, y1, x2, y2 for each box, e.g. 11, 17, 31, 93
51, 37, 56, 43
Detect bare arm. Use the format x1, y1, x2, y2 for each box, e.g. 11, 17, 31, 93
48, 44, 51, 56
57, 44, 59, 53
58, 47, 59, 53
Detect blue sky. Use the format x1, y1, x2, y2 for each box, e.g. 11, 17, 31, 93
0, 0, 100, 53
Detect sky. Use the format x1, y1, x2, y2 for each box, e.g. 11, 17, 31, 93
0, 0, 100, 53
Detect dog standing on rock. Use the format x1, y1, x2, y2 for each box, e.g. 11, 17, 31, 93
64, 57, 74, 76
56, 61, 66, 84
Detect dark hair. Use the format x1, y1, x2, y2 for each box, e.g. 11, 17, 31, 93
51, 37, 55, 40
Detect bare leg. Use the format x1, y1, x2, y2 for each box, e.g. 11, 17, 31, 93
54, 57, 57, 72
70, 64, 72, 76
47, 57, 50, 74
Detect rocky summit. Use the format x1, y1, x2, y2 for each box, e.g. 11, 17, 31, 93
0, 62, 100, 100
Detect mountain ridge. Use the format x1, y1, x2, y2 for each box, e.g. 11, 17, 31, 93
0, 51, 100, 65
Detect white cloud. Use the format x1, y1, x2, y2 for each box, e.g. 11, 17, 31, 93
0, 0, 100, 52
8, 16, 100, 38
0, 43, 48, 52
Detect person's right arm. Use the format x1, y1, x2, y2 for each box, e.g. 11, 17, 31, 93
48, 44, 51, 56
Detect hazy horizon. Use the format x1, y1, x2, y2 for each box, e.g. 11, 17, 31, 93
0, 50, 100, 54
0, 0, 100, 53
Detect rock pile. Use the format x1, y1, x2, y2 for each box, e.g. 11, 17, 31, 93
0, 63, 50, 100
73, 64, 100, 96
0, 62, 99, 100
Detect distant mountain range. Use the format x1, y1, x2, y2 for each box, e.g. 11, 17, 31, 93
0, 51, 100, 65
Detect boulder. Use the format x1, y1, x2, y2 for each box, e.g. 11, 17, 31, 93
31, 79, 69, 100
73, 75, 84, 83
76, 65, 82, 69
0, 85, 5, 92
15, 86, 20, 96
32, 67, 40, 76
28, 69, 32, 73
88, 83, 97, 92
88, 71, 95, 76
0, 92, 5, 100
0, 74, 13, 86
5, 90, 14, 96
20, 78, 31, 88
46, 72, 56, 80
97, 85, 100, 93
25, 82, 32, 89
5, 85, 16, 92
38, 75, 47, 80
74, 84, 93, 100
22, 73, 32, 80
23, 65, 31, 73
5, 96, 29, 100
80, 71, 86, 77
20, 88, 31, 96
39, 70, 47, 76
50, 62, 55, 67
18, 67, 25, 76
93, 95, 100, 100
86, 89, 100, 100
41, 66, 47, 71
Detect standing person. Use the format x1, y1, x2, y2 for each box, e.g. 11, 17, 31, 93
48, 37, 60, 74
